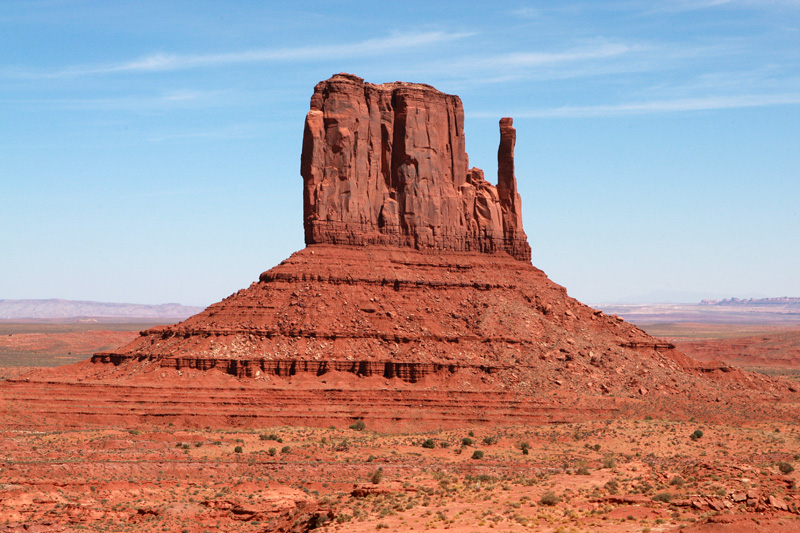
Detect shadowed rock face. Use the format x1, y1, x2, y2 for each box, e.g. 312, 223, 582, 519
301, 73, 531, 262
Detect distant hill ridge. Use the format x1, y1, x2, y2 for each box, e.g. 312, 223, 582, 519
701, 297, 800, 307
0, 299, 204, 320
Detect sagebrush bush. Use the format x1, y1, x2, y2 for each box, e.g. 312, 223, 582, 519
540, 491, 559, 506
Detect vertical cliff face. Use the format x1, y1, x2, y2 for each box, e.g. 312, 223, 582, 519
301, 73, 531, 262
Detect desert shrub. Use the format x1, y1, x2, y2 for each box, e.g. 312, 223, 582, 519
605, 479, 620, 494
519, 442, 531, 453
181, 443, 190, 450
690, 429, 704, 441
462, 437, 474, 446
482, 436, 498, 445
602, 455, 616, 469
367, 454, 376, 462
421, 438, 436, 449
576, 466, 590, 475
370, 468, 384, 484
268, 447, 277, 456
439, 441, 450, 448
349, 420, 366, 431
234, 446, 243, 453
592, 444, 601, 451
669, 475, 685, 487
471, 450, 484, 460
652, 492, 673, 503
777, 461, 794, 474
539, 491, 560, 506
259, 433, 267, 440
468, 430, 475, 437
281, 446, 291, 454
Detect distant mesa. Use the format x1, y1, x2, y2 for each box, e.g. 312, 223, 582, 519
700, 297, 800, 307
0, 299, 203, 321
2, 74, 795, 429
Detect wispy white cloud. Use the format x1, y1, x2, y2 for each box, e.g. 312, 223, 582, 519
424, 40, 638, 83
652, 0, 800, 12
487, 43, 633, 68
8, 31, 473, 79
3, 89, 225, 110
471, 93, 800, 118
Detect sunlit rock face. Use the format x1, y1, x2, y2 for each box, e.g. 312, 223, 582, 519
301, 73, 531, 262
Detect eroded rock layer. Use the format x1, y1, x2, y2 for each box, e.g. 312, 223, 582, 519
302, 73, 530, 261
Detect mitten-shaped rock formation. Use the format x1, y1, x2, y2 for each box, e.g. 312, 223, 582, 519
301, 73, 531, 262
4, 73, 793, 431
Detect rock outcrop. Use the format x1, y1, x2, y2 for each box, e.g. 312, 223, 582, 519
301, 73, 531, 261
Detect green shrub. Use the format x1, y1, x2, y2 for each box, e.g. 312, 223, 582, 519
576, 466, 590, 475
471, 450, 484, 460
482, 436, 498, 445
370, 468, 384, 484
690, 429, 704, 441
669, 475, 684, 487
540, 491, 560, 506
421, 438, 436, 449
281, 446, 291, 454
652, 492, 672, 503
349, 420, 366, 431
234, 446, 243, 453
602, 455, 616, 469
462, 437, 474, 446
777, 461, 794, 474
268, 447, 276, 456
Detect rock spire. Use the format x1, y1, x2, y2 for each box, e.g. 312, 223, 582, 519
301, 73, 531, 261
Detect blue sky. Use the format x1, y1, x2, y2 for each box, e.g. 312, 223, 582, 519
2, 0, 799, 306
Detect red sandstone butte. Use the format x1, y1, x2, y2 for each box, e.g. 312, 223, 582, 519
301, 73, 530, 262
2, 73, 797, 430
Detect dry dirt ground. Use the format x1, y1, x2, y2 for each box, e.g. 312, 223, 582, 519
643, 323, 800, 380
1, 416, 798, 531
